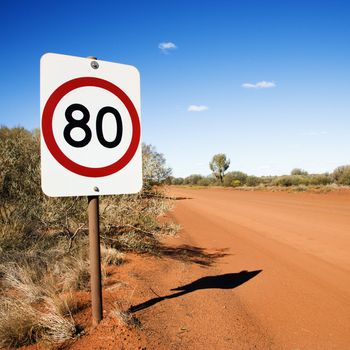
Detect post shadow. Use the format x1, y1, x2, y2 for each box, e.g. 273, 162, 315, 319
129, 270, 262, 313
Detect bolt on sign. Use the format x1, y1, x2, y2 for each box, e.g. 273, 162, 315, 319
40, 53, 142, 197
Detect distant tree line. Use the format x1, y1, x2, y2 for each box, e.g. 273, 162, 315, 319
167, 153, 350, 188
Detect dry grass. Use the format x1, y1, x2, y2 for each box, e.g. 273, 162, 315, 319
156, 221, 181, 237
103, 230, 159, 253
101, 245, 126, 266
0, 245, 86, 347
61, 258, 91, 292
48, 292, 80, 317
112, 302, 141, 329
0, 261, 80, 347
0, 296, 39, 348
0, 263, 48, 302
37, 305, 76, 343
0, 295, 77, 348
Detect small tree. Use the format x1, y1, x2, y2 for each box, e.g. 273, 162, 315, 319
142, 144, 172, 190
209, 154, 230, 184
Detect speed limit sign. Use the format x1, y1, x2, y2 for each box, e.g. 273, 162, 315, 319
40, 53, 142, 197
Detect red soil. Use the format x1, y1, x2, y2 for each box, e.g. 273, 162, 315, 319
20, 187, 350, 349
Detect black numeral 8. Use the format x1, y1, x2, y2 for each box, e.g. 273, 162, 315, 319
64, 104, 92, 147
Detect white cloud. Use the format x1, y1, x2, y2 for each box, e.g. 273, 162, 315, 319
158, 42, 177, 53
242, 81, 276, 89
187, 105, 209, 112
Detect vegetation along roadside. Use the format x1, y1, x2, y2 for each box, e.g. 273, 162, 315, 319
0, 126, 176, 349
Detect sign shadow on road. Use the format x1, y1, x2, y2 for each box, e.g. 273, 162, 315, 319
128, 270, 262, 313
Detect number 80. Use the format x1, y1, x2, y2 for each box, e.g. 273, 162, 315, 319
63, 103, 123, 148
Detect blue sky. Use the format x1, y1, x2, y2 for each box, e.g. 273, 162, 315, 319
1, 0, 350, 177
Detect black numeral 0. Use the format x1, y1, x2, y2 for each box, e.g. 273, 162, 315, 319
63, 104, 123, 148
64, 104, 92, 147
96, 106, 123, 148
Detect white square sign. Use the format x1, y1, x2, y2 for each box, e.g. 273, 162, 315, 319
40, 53, 142, 197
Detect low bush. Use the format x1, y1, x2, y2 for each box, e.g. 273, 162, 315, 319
307, 174, 332, 186
171, 177, 184, 185
272, 174, 332, 187
183, 174, 205, 185
332, 165, 350, 185
231, 179, 241, 187
171, 171, 341, 188
197, 178, 211, 186
223, 171, 248, 187
245, 176, 260, 187
272, 175, 305, 187
291, 168, 308, 175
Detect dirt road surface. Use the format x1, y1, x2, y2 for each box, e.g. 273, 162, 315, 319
38, 187, 350, 350
138, 187, 350, 349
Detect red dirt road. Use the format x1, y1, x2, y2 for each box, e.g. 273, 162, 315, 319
156, 187, 350, 349
28, 187, 349, 350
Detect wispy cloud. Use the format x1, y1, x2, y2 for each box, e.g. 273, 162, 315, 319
158, 42, 177, 54
188, 105, 209, 112
242, 81, 276, 89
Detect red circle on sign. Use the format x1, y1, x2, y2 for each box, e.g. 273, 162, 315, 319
42, 77, 141, 177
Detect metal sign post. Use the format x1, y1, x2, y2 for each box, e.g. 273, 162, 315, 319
88, 195, 103, 325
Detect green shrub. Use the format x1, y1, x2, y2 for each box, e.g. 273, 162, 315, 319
308, 174, 332, 185
245, 176, 260, 187
272, 174, 333, 187
183, 174, 204, 185
171, 177, 184, 185
0, 127, 86, 235
172, 171, 339, 188
273, 175, 304, 187
260, 176, 276, 186
291, 168, 308, 176
223, 171, 248, 187
197, 178, 211, 186
231, 180, 241, 187
332, 165, 350, 185
0, 127, 41, 229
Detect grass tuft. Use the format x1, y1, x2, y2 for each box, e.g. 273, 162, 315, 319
62, 259, 91, 292
112, 303, 141, 329
0, 297, 39, 348
101, 245, 126, 266
0, 295, 77, 348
